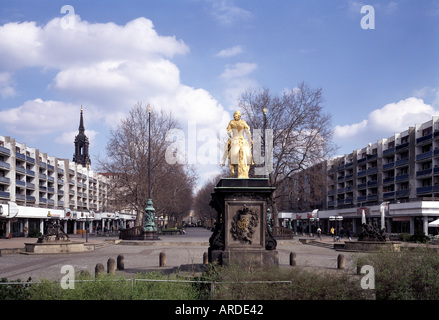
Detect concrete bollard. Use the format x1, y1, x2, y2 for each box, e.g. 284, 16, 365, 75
107, 258, 116, 275
337, 254, 345, 270
95, 263, 105, 278
159, 252, 166, 267
290, 252, 296, 266
117, 254, 125, 270
203, 252, 208, 265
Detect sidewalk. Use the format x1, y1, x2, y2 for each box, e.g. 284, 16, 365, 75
0, 228, 356, 281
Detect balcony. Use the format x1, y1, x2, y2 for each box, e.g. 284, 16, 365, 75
16, 166, 25, 174
0, 191, 10, 199
367, 180, 378, 187
396, 158, 409, 167
416, 151, 432, 161
16, 153, 26, 161
396, 142, 409, 151
395, 174, 409, 181
16, 180, 25, 187
16, 194, 26, 201
357, 183, 367, 189
358, 170, 367, 177
383, 162, 394, 170
417, 186, 432, 194
0, 176, 10, 184
383, 147, 395, 156
416, 169, 432, 177
383, 177, 394, 184
0, 146, 10, 156
396, 190, 409, 198
416, 133, 432, 144
383, 192, 395, 198
0, 161, 10, 170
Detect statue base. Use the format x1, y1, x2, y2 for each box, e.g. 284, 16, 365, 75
208, 178, 278, 268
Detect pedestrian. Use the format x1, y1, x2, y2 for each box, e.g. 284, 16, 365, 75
348, 229, 352, 241
330, 227, 335, 238
317, 227, 322, 241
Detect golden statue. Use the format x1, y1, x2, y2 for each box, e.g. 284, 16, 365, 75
221, 111, 254, 178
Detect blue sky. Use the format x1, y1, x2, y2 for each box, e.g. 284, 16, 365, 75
0, 0, 438, 188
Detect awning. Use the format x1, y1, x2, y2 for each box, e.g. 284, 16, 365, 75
428, 219, 439, 227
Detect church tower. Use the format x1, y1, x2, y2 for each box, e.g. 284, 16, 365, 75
73, 106, 91, 169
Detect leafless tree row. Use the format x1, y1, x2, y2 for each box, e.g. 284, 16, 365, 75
97, 103, 195, 227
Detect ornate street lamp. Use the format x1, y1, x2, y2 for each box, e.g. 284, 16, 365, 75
143, 104, 157, 238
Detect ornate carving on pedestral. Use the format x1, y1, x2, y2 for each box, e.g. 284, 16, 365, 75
230, 205, 259, 244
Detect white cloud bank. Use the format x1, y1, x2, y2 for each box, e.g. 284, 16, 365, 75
334, 97, 439, 151
0, 15, 230, 143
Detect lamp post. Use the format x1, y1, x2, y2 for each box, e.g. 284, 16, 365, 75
262, 108, 268, 178
143, 104, 157, 237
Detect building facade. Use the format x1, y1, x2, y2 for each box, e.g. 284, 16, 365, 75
279, 116, 439, 237
0, 110, 135, 238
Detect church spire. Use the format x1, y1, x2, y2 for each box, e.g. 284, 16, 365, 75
73, 106, 91, 168
78, 105, 85, 134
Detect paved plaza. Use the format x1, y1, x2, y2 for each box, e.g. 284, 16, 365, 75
0, 227, 358, 281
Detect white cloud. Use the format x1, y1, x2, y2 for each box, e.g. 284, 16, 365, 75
0, 72, 16, 98
220, 62, 257, 80
208, 0, 252, 26
334, 97, 439, 147
219, 62, 258, 107
216, 45, 243, 58
0, 15, 230, 145
0, 98, 79, 136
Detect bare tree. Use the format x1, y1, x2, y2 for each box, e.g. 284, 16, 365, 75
238, 82, 337, 225
192, 174, 223, 227
97, 103, 195, 227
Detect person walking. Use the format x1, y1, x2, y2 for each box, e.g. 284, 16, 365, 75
330, 227, 335, 238
317, 227, 322, 241
347, 228, 352, 241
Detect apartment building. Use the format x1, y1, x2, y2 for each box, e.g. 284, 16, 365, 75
0, 109, 135, 238
279, 116, 439, 237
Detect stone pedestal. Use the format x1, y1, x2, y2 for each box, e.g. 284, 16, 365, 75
208, 178, 278, 268
24, 241, 93, 254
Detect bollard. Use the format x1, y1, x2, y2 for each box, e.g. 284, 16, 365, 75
95, 263, 105, 278
337, 254, 345, 270
117, 254, 125, 270
107, 258, 116, 275
203, 252, 208, 265
289, 252, 296, 266
159, 252, 166, 267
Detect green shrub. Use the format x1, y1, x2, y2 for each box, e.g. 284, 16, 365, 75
194, 262, 371, 300
0, 277, 33, 300
358, 246, 439, 300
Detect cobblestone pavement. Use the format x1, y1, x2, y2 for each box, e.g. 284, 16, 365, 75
0, 228, 359, 281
